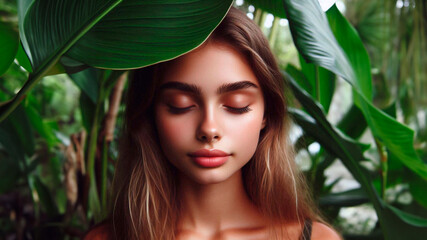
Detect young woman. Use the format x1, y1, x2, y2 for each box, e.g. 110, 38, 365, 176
85, 7, 341, 240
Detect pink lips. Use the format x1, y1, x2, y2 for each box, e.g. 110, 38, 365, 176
188, 149, 230, 168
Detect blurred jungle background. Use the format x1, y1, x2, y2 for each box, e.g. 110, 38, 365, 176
0, 0, 426, 239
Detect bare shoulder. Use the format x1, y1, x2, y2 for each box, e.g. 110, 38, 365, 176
311, 222, 342, 240
83, 222, 112, 240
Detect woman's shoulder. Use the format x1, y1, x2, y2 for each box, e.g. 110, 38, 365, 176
310, 221, 341, 240
83, 221, 112, 240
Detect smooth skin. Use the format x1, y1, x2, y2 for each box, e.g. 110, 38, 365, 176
84, 42, 341, 240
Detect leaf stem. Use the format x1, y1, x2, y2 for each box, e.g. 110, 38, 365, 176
101, 138, 108, 216
86, 71, 106, 221
0, 57, 60, 123
375, 138, 388, 200
268, 17, 280, 49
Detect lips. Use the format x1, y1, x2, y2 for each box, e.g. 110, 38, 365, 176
188, 149, 231, 168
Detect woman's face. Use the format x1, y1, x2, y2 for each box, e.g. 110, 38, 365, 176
154, 42, 265, 185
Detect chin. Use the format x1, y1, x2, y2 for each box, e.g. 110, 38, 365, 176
186, 169, 236, 185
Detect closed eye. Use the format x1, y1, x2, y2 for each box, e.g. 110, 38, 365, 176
225, 105, 252, 114
167, 104, 195, 114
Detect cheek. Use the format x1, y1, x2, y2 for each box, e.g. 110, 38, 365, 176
224, 110, 264, 159
155, 111, 194, 152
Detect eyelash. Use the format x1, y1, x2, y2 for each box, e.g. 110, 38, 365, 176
167, 105, 252, 114
167, 105, 194, 114
225, 105, 252, 114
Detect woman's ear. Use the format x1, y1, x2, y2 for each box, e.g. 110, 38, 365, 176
261, 118, 266, 130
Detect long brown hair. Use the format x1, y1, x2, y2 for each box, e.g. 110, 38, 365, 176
111, 7, 318, 240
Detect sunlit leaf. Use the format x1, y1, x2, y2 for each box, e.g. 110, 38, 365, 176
298, 55, 335, 112
284, 0, 427, 180
283, 0, 357, 92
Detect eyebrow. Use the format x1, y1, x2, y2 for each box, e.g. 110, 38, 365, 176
159, 80, 258, 95
159, 81, 202, 95
217, 81, 258, 94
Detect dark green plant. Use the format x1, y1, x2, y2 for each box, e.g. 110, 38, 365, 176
1, 0, 426, 239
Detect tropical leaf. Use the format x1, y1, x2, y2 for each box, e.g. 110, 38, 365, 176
298, 55, 335, 112
286, 64, 312, 94
18, 0, 233, 70
15, 43, 33, 73
287, 74, 376, 198
381, 203, 427, 239
325, 5, 373, 100
410, 175, 427, 209
319, 188, 370, 207
336, 104, 367, 139
69, 68, 100, 104
283, 0, 357, 92
0, 0, 233, 122
25, 96, 59, 149
353, 91, 427, 179
326, 5, 427, 180
0, 20, 19, 76
283, 0, 427, 180
287, 73, 427, 239
282, 0, 427, 237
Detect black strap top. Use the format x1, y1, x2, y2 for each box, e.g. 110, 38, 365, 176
299, 219, 313, 240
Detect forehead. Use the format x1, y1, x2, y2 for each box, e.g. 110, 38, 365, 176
160, 42, 259, 89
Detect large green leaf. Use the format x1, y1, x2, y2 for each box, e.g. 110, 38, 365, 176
410, 175, 427, 209
381, 203, 427, 239
15, 43, 33, 73
0, 0, 233, 122
327, 5, 427, 180
20, 0, 122, 70
25, 96, 59, 149
67, 1, 233, 69
283, 0, 427, 180
287, 75, 377, 199
19, 0, 232, 69
298, 55, 335, 112
0, 21, 19, 76
353, 91, 427, 179
336, 104, 367, 139
69, 68, 100, 104
325, 6, 372, 100
283, 0, 358, 93
286, 64, 312, 94
287, 73, 427, 239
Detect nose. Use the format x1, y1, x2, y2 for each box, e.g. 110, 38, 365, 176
196, 107, 222, 143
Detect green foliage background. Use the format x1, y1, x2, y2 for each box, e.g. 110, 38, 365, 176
0, 0, 426, 239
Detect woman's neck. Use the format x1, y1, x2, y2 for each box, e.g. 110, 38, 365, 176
176, 170, 267, 237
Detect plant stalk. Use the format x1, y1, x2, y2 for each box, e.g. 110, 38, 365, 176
375, 138, 388, 200
0, 57, 60, 123
268, 17, 280, 49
